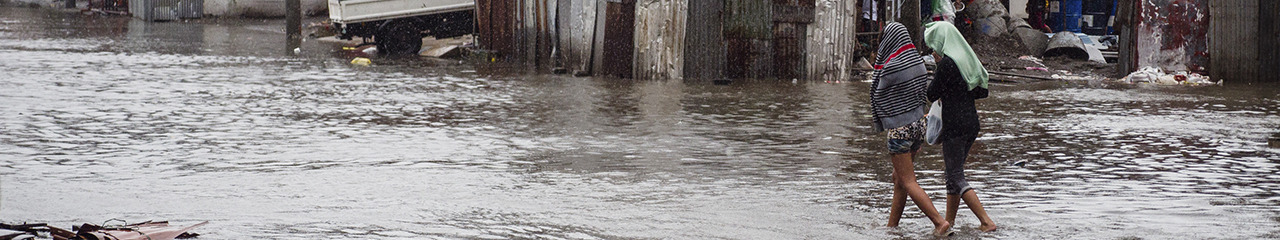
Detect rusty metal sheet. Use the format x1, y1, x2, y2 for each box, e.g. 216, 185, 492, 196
684, 0, 727, 80
773, 4, 816, 23
1210, 0, 1258, 82
476, 0, 517, 60
591, 0, 634, 78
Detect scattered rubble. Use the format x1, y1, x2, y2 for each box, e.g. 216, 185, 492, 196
1119, 66, 1220, 86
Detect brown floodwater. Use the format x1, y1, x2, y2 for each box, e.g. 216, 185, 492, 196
2, 7, 1278, 240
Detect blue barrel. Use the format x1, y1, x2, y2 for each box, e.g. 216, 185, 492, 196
1107, 0, 1117, 34
1081, 0, 1113, 35
1052, 0, 1083, 32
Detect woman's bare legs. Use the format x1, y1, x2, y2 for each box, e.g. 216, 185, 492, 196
888, 177, 907, 226
946, 190, 997, 232
887, 150, 951, 235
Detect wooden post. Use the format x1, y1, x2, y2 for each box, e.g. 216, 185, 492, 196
286, 0, 301, 55
1115, 0, 1136, 77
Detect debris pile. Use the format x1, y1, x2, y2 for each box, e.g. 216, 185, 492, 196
1, 220, 206, 240
1119, 67, 1220, 86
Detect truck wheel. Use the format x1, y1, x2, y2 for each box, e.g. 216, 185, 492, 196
376, 20, 423, 56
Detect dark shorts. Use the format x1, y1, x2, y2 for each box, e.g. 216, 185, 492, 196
886, 118, 927, 154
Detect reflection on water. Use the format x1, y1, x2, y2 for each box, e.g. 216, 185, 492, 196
3, 6, 1280, 240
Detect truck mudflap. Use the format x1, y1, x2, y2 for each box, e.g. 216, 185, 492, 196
333, 9, 475, 56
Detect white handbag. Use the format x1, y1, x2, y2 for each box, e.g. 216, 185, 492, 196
926, 100, 943, 145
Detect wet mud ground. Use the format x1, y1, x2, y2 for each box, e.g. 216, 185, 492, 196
3, 7, 1280, 240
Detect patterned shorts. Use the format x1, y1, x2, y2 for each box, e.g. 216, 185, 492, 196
886, 117, 927, 154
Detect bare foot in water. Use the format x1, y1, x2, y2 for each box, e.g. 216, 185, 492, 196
933, 221, 954, 237
979, 222, 997, 232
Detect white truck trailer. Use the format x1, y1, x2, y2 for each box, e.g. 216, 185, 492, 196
328, 0, 475, 55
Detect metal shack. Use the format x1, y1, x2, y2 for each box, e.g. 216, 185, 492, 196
475, 0, 865, 81
1116, 0, 1279, 83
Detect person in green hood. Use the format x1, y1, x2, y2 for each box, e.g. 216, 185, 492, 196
924, 21, 997, 232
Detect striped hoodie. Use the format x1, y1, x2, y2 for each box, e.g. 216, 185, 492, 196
870, 22, 930, 133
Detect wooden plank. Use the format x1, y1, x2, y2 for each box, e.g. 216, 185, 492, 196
591, 0, 607, 75
989, 70, 1054, 81
476, 0, 517, 59
565, 0, 598, 75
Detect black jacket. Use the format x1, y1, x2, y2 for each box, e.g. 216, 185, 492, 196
927, 56, 988, 141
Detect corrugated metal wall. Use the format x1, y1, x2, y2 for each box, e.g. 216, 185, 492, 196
478, 0, 600, 73
806, 0, 858, 81
1259, 0, 1279, 82
772, 0, 814, 80
725, 0, 774, 79
1209, 0, 1258, 82
683, 0, 726, 80
634, 0, 688, 80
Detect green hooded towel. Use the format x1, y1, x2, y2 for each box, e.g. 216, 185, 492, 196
924, 21, 988, 91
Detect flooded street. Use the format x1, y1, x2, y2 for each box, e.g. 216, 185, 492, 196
3, 7, 1279, 239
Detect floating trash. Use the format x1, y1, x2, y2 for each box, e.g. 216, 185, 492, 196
350, 57, 371, 66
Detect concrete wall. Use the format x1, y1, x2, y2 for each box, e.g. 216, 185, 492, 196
1134, 0, 1209, 73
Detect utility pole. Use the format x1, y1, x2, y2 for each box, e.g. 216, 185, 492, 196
286, 0, 302, 54
286, 0, 302, 39
900, 0, 923, 52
